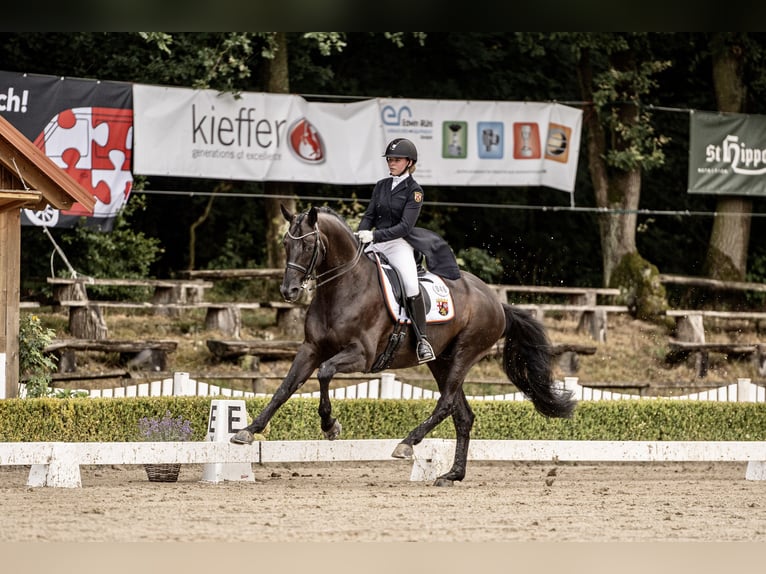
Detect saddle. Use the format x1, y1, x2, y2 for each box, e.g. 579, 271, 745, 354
371, 252, 455, 324
368, 252, 455, 372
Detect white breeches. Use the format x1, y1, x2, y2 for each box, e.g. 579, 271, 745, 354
368, 237, 419, 297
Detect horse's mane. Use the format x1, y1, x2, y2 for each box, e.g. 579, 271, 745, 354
310, 205, 356, 238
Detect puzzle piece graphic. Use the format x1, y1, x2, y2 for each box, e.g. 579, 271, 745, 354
33, 106, 134, 220
91, 149, 133, 217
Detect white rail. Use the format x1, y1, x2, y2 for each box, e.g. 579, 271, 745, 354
40, 373, 766, 404
2, 439, 765, 488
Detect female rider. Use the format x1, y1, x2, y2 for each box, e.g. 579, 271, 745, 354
356, 138, 460, 363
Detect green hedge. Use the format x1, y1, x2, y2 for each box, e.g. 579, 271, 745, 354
0, 397, 765, 442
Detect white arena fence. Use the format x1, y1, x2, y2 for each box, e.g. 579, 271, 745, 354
28, 372, 766, 403
6, 377, 766, 488
2, 438, 766, 488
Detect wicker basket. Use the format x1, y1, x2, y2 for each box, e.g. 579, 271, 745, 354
144, 463, 181, 483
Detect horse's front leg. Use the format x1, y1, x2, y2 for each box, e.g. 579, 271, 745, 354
316, 342, 368, 441
231, 345, 319, 445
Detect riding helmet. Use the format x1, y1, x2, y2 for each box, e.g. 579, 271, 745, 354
383, 138, 418, 163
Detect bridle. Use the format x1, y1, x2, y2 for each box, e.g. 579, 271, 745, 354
284, 220, 364, 293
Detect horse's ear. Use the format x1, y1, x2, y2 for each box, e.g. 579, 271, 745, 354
307, 206, 318, 227
280, 204, 294, 222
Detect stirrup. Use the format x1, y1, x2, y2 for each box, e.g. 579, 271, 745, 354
417, 339, 435, 363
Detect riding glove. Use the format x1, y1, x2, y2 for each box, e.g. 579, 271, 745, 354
357, 230, 374, 244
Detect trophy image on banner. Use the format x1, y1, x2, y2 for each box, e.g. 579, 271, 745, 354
513, 122, 541, 159
443, 121, 467, 158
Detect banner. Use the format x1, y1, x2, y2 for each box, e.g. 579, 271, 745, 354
0, 71, 134, 229
688, 110, 766, 196
133, 85, 582, 192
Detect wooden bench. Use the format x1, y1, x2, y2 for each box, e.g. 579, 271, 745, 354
513, 303, 629, 343
47, 276, 214, 307
56, 300, 304, 339
490, 284, 621, 304
44, 339, 178, 373
207, 339, 302, 362
207, 339, 597, 377
664, 340, 766, 378
487, 285, 624, 343
491, 340, 597, 376
659, 274, 766, 293
666, 309, 766, 331
180, 268, 284, 280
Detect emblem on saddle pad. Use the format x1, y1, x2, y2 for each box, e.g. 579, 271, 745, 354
372, 253, 455, 324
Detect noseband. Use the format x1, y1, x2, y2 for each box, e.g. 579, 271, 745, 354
284, 220, 364, 293
285, 225, 324, 290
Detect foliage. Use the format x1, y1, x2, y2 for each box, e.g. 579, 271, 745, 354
456, 247, 504, 284
18, 314, 57, 398
58, 194, 163, 300
6, 33, 766, 292
136, 410, 193, 441
1, 397, 765, 442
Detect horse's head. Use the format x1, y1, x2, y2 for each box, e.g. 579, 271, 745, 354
279, 204, 362, 302
280, 205, 323, 302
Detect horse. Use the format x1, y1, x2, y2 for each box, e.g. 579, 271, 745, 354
231, 204, 577, 486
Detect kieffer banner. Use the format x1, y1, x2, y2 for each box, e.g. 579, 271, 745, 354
688, 110, 766, 196
0, 71, 134, 229
133, 85, 582, 192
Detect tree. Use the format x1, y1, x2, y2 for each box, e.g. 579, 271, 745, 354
519, 33, 671, 317
703, 33, 755, 281
574, 34, 670, 287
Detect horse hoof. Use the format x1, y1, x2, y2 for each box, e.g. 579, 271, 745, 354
230, 430, 254, 445
324, 420, 342, 441
391, 443, 414, 459
433, 477, 455, 487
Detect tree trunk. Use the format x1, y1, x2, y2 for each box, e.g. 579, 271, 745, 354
263, 32, 304, 335
599, 172, 640, 284
704, 33, 751, 281
577, 47, 641, 286
264, 32, 295, 269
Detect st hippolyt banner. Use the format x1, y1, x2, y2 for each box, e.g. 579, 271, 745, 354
688, 110, 766, 196
132, 84, 583, 193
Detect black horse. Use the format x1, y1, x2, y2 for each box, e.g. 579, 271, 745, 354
232, 205, 576, 486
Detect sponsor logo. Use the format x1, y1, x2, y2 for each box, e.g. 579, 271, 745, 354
545, 123, 572, 163
703, 134, 766, 176
0, 87, 29, 113
288, 117, 325, 164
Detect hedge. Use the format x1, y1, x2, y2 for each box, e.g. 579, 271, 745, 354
1, 397, 765, 442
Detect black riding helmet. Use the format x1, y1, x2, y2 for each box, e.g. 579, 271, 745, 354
383, 138, 418, 164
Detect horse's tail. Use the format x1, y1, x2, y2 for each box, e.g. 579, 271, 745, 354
501, 304, 577, 418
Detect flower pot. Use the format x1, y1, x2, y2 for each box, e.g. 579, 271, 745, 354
144, 463, 181, 483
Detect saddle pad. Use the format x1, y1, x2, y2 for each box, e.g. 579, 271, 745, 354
373, 253, 455, 324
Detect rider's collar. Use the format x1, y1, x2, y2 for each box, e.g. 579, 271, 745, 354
391, 172, 410, 190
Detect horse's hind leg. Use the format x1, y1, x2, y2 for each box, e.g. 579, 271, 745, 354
391, 357, 475, 486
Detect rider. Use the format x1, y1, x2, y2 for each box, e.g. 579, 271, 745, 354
356, 138, 460, 364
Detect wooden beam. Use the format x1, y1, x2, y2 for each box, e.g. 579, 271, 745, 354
0, 189, 43, 213
0, 115, 95, 211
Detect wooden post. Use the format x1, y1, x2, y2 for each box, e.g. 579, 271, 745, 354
205, 305, 241, 338
68, 304, 108, 339
0, 209, 21, 398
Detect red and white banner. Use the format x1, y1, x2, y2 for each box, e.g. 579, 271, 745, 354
0, 71, 133, 229
133, 85, 582, 192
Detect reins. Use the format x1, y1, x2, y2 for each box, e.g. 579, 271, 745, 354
285, 222, 364, 292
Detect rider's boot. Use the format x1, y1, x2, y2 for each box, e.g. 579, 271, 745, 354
407, 293, 435, 364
